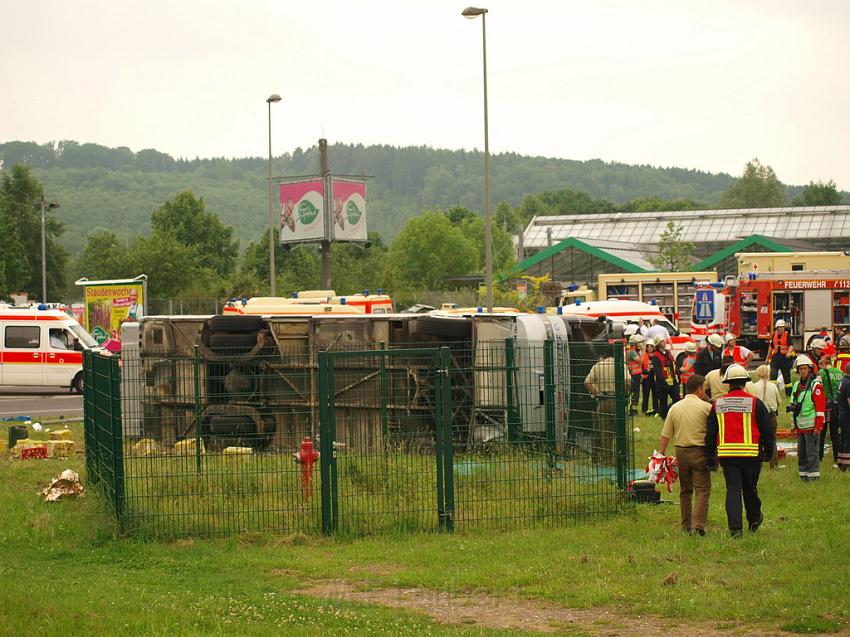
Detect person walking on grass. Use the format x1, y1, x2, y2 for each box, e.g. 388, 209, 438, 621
789, 355, 826, 481
818, 353, 843, 465
659, 374, 712, 536
746, 365, 781, 468
705, 364, 775, 538
767, 319, 793, 396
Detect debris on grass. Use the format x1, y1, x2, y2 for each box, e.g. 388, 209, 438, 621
42, 469, 84, 502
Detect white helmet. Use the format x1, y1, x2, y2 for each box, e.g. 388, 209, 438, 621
683, 341, 697, 353
724, 333, 737, 343
707, 333, 724, 348
628, 334, 644, 344
794, 354, 814, 369
654, 335, 667, 347
810, 339, 827, 351
722, 364, 750, 383
775, 319, 786, 328
840, 335, 850, 349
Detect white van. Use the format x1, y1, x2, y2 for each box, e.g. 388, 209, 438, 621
0, 305, 99, 392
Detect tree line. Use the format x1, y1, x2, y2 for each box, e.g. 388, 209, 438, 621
11, 139, 844, 254
0, 153, 845, 307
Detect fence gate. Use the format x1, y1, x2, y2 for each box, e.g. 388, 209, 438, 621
317, 347, 453, 535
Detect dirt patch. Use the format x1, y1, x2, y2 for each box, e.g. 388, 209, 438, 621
295, 579, 820, 636
347, 563, 404, 577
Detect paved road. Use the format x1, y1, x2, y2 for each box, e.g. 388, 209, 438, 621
0, 387, 83, 419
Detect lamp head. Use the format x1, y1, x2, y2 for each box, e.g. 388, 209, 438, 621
266, 94, 282, 104
462, 6, 488, 18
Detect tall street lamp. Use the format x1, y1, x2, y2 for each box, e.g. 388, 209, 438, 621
36, 196, 60, 303
462, 6, 493, 312
266, 93, 282, 296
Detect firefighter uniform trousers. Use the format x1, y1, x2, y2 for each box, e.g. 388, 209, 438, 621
721, 459, 763, 533
797, 431, 820, 479
770, 353, 793, 396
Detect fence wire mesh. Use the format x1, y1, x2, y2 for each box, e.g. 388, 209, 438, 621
84, 337, 633, 538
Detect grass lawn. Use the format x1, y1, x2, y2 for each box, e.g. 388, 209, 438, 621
1, 411, 849, 636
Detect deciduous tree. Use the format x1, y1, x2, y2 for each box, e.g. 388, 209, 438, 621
650, 221, 694, 272
720, 159, 785, 208
792, 180, 842, 206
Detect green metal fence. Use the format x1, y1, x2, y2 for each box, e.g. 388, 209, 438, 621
83, 339, 633, 538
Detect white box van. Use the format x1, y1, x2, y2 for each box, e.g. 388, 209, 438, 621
0, 305, 100, 392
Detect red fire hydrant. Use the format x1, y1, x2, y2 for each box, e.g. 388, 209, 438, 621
294, 437, 320, 500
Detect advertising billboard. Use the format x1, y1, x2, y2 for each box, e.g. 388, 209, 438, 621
279, 179, 326, 244
76, 277, 146, 351
331, 178, 368, 241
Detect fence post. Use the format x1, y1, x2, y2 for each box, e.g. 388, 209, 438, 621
543, 339, 556, 470
613, 343, 628, 491
108, 354, 125, 530
83, 350, 96, 485
504, 338, 519, 442
318, 352, 338, 534
439, 347, 454, 531
193, 346, 203, 475
378, 341, 389, 458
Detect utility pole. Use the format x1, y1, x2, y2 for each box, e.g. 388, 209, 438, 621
40, 197, 47, 303
319, 139, 332, 289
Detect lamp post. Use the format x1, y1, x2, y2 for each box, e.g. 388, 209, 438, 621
36, 197, 60, 303
462, 6, 493, 312
266, 93, 282, 296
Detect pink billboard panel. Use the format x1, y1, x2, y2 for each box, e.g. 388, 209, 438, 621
331, 178, 367, 241
279, 179, 326, 243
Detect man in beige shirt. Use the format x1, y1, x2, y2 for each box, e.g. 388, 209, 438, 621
704, 355, 735, 401
585, 355, 628, 466
659, 374, 712, 535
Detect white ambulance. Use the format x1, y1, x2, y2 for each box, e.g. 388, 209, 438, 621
0, 305, 99, 392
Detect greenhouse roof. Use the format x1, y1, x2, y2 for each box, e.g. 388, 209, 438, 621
522, 205, 850, 248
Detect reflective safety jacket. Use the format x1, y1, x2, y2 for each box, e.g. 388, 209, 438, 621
641, 351, 653, 379
836, 352, 850, 375
651, 349, 677, 387
627, 347, 643, 376
770, 331, 790, 357
679, 354, 697, 386
790, 376, 826, 432
705, 388, 774, 461
722, 345, 749, 365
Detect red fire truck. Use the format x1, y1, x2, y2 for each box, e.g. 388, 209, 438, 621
691, 272, 850, 358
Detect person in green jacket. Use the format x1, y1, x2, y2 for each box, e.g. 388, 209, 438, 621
818, 353, 844, 464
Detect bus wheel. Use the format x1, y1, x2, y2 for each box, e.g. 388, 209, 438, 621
72, 372, 84, 395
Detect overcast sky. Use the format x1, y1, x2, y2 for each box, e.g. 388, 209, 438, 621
2, 0, 848, 189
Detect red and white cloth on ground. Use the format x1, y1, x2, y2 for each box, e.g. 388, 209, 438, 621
646, 451, 680, 492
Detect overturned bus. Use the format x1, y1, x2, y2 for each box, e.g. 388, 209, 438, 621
124, 311, 618, 453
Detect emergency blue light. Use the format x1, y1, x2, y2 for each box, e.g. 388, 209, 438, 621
536, 306, 545, 314
340, 297, 346, 305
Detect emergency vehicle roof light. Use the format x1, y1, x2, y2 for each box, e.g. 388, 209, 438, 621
567, 284, 578, 292
477, 307, 483, 313
37, 304, 48, 310
557, 306, 563, 315
650, 299, 657, 305
363, 289, 370, 296
536, 306, 545, 314
229, 298, 236, 303
293, 292, 299, 298
340, 297, 346, 305
377, 288, 384, 295
575, 299, 581, 306
709, 282, 725, 288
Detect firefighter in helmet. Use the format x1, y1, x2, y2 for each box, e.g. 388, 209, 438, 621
790, 354, 826, 481
767, 319, 793, 396
837, 335, 850, 375
705, 364, 775, 538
